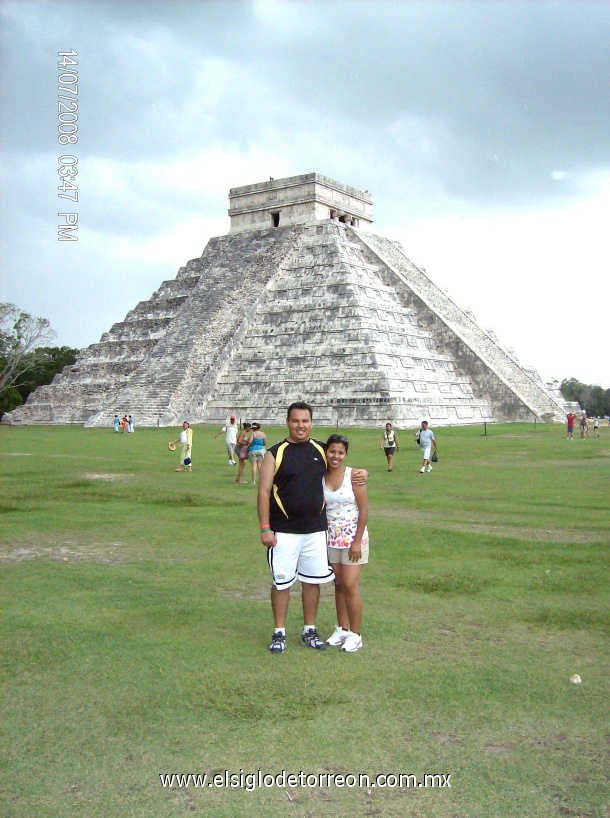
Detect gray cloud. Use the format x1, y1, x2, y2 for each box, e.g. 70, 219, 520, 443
4, 0, 609, 201
1, 0, 608, 383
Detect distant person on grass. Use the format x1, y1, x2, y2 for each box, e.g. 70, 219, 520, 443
593, 417, 600, 437
566, 411, 577, 440
235, 422, 252, 484
215, 415, 238, 465
324, 434, 369, 653
247, 423, 266, 486
580, 412, 589, 439
171, 421, 193, 472
380, 422, 399, 471
416, 420, 437, 473
257, 402, 368, 654
113, 414, 120, 432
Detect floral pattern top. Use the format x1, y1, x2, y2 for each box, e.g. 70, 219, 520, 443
323, 466, 369, 549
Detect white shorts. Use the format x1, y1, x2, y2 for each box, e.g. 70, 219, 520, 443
267, 531, 334, 590
421, 446, 431, 460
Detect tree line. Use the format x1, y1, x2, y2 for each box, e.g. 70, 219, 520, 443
560, 378, 610, 418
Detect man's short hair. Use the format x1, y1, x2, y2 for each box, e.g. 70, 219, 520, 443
287, 401, 313, 420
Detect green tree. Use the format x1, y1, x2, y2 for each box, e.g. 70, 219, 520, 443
15, 346, 80, 404
560, 377, 610, 416
0, 386, 23, 415
0, 303, 57, 394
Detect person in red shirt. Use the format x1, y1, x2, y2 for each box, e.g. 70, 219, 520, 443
566, 412, 577, 440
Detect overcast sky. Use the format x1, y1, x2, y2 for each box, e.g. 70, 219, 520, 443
1, 0, 608, 387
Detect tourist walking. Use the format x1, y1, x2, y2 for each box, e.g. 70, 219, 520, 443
215, 415, 238, 465
257, 402, 368, 653
247, 423, 267, 486
324, 434, 369, 653
113, 414, 120, 432
593, 417, 600, 437
171, 421, 193, 472
580, 412, 589, 439
416, 420, 437, 473
380, 422, 399, 471
235, 422, 252, 484
566, 411, 577, 440
128, 415, 134, 433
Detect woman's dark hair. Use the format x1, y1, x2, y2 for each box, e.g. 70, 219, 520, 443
326, 433, 349, 452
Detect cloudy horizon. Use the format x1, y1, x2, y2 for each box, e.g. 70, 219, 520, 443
1, 0, 608, 387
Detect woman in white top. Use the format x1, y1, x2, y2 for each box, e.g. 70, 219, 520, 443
380, 422, 399, 471
170, 421, 193, 472
323, 433, 369, 653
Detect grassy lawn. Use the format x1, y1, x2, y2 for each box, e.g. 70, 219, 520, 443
1, 421, 608, 817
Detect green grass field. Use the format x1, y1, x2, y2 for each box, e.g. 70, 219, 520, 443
1, 421, 608, 817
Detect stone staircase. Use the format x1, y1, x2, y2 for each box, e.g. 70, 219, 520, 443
203, 221, 494, 427
85, 226, 303, 427
353, 229, 566, 421
8, 266, 204, 424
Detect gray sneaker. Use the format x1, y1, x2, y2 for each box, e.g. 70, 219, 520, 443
301, 627, 326, 650
269, 631, 286, 653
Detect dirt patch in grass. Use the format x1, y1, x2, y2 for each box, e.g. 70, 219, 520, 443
434, 732, 461, 746
483, 743, 514, 753
0, 539, 136, 564
82, 472, 135, 481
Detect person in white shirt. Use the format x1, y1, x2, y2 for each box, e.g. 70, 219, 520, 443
170, 422, 193, 472
323, 433, 369, 653
215, 416, 239, 465
380, 422, 399, 471
416, 421, 437, 473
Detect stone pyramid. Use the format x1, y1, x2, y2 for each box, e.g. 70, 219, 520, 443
8, 173, 567, 427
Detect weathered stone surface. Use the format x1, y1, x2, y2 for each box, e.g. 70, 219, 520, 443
228, 173, 373, 233
6, 174, 569, 427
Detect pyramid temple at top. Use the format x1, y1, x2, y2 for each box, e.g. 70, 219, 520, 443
8, 173, 569, 428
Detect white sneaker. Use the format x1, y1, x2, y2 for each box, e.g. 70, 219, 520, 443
427, 465, 433, 472
326, 626, 349, 647
420, 467, 426, 473
341, 631, 363, 652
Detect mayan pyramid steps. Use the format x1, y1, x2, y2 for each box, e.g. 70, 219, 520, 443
6, 173, 567, 427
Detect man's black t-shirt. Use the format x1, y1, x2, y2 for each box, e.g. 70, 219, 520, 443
267, 438, 327, 534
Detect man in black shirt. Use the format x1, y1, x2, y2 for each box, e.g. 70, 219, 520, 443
258, 402, 366, 653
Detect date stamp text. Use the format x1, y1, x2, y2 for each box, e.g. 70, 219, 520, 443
57, 51, 78, 241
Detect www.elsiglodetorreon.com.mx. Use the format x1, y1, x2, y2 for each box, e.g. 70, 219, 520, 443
159, 770, 451, 791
